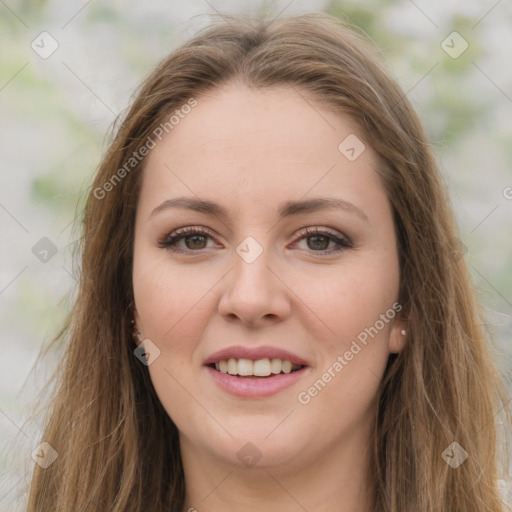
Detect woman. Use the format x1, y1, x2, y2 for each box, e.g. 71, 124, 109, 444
27, 11, 511, 511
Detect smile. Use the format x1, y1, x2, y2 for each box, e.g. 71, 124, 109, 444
203, 345, 311, 397
205, 360, 309, 398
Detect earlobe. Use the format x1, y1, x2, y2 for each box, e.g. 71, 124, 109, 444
389, 319, 408, 353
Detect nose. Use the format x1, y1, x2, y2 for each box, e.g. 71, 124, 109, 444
217, 244, 291, 328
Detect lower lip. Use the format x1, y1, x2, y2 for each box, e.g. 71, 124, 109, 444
205, 366, 309, 398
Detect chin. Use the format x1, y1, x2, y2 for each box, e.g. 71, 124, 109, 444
217, 437, 302, 470
201, 421, 306, 468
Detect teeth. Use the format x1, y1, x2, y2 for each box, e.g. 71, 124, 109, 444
270, 358, 282, 374
281, 360, 292, 374
214, 358, 301, 376
227, 358, 238, 375
238, 358, 253, 376
253, 358, 271, 377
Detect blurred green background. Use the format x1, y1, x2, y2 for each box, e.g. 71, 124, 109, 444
1, 0, 511, 509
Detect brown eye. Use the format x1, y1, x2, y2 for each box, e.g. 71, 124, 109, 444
157, 227, 217, 253
183, 234, 208, 250
293, 227, 352, 255
306, 234, 331, 251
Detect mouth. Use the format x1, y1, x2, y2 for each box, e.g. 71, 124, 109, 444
203, 345, 310, 397
206, 358, 305, 378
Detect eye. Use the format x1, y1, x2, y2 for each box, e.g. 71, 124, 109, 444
157, 226, 217, 253
292, 226, 352, 255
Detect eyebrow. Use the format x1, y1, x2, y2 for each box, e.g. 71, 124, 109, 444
150, 196, 369, 222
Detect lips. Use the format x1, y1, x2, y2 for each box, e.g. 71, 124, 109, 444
203, 345, 311, 397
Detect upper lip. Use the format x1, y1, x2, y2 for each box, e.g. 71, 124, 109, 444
204, 345, 310, 367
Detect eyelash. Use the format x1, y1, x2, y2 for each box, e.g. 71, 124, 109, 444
157, 226, 352, 256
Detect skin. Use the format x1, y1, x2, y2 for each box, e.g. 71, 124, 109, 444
132, 82, 407, 512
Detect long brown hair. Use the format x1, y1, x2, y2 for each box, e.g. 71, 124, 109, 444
26, 12, 510, 511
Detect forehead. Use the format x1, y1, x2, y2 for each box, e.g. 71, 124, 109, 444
137, 83, 386, 221
149, 83, 364, 166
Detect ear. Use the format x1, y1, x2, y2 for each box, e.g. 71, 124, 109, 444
389, 315, 408, 354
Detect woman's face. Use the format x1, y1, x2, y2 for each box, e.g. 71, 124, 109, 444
132, 83, 406, 471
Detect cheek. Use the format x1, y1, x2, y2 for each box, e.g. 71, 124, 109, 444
132, 253, 217, 343
295, 274, 399, 425
296, 253, 399, 349
293, 255, 399, 413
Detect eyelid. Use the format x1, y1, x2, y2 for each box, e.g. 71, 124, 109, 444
157, 225, 218, 248
294, 225, 347, 240
168, 225, 216, 238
